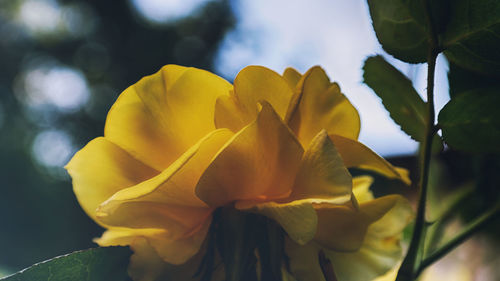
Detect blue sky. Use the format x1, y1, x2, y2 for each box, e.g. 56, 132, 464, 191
82, 0, 453, 156
211, 0, 450, 156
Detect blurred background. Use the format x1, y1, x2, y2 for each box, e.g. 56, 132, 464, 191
0, 0, 498, 280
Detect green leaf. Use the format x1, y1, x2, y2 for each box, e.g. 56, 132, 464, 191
1, 247, 132, 281
363, 55, 427, 141
366, 0, 429, 63
442, 0, 500, 76
448, 63, 500, 98
438, 88, 500, 153
428, 0, 452, 36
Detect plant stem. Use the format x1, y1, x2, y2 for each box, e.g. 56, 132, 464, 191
395, 0, 440, 278
395, 45, 439, 281
416, 204, 500, 276
318, 250, 337, 281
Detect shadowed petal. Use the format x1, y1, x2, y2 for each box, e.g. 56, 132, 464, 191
214, 66, 294, 132
290, 130, 352, 201
197, 101, 303, 207
96, 221, 215, 278
330, 134, 411, 185
285, 195, 412, 281
146, 218, 212, 265
96, 129, 233, 238
105, 65, 232, 170
325, 195, 413, 281
352, 176, 375, 203
314, 195, 402, 252
282, 67, 302, 89
238, 200, 318, 245
287, 66, 360, 147
65, 137, 158, 225
97, 232, 169, 281
285, 240, 325, 281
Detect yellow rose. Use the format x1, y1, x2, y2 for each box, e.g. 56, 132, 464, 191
285, 176, 413, 281
66, 64, 411, 281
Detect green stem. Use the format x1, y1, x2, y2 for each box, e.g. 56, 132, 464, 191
395, 0, 440, 278
416, 204, 500, 276
396, 48, 438, 281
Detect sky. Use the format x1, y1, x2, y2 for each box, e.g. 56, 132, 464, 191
16, 0, 451, 162
131, 0, 451, 156
212, 0, 450, 156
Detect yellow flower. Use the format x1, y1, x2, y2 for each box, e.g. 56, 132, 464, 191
285, 176, 413, 281
66, 65, 234, 280
66, 64, 411, 281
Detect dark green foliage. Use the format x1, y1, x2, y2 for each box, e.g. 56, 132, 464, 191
441, 0, 500, 76
448, 63, 500, 98
439, 88, 500, 153
366, 0, 500, 152
363, 55, 427, 141
367, 0, 500, 75
0, 247, 132, 281
366, 0, 429, 63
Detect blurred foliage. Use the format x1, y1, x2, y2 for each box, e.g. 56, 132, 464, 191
0, 0, 234, 271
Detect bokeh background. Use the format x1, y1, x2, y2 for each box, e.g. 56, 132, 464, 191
0, 0, 498, 280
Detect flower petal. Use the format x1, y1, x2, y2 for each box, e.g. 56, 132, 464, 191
314, 195, 401, 252
238, 200, 318, 245
324, 196, 413, 281
352, 176, 375, 203
290, 130, 352, 202
287, 66, 360, 147
214, 66, 294, 132
365, 195, 413, 241
324, 246, 400, 281
96, 223, 214, 278
105, 65, 232, 170
97, 202, 211, 239
285, 196, 411, 281
94, 228, 164, 247
197, 101, 303, 207
95, 229, 170, 281
96, 129, 233, 237
127, 237, 169, 281
214, 91, 248, 132
98, 227, 209, 269
102, 129, 233, 207
285, 240, 326, 281
282, 67, 302, 89
146, 218, 212, 265
330, 134, 411, 185
65, 137, 158, 224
